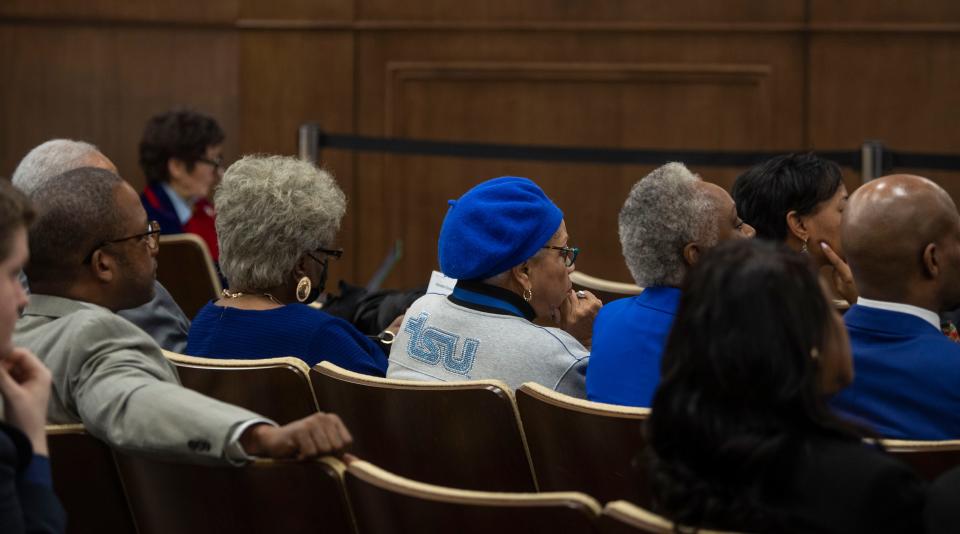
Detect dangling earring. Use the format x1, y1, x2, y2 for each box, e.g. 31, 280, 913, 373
296, 276, 312, 303
810, 347, 820, 360
522, 287, 533, 302
800, 238, 809, 254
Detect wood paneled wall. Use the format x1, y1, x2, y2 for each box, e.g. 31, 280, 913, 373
3, 1, 960, 289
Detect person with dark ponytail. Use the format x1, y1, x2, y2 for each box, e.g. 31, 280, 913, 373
647, 239, 925, 533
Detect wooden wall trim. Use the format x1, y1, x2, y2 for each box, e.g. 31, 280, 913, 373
241, 20, 960, 34
0, 15, 235, 30
8, 16, 960, 35
808, 23, 960, 34
239, 20, 807, 32
384, 61, 772, 137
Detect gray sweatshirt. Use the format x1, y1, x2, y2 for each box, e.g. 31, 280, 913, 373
388, 293, 589, 398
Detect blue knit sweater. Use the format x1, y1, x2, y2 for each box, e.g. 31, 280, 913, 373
186, 302, 387, 377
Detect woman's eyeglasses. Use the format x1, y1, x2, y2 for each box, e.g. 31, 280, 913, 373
306, 247, 344, 265
197, 156, 225, 171
542, 245, 580, 267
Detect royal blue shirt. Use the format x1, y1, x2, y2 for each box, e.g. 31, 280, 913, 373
831, 304, 960, 439
186, 301, 388, 377
586, 286, 680, 407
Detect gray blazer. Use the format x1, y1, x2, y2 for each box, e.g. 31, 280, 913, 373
21, 273, 190, 353
117, 281, 191, 353
14, 294, 261, 463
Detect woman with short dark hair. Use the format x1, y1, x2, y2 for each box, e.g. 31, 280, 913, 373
647, 239, 924, 533
139, 108, 226, 260
732, 153, 857, 304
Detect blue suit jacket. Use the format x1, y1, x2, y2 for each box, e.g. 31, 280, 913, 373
831, 304, 960, 440
586, 287, 680, 407
141, 181, 185, 236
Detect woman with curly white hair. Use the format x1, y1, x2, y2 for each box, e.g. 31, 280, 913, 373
184, 155, 388, 376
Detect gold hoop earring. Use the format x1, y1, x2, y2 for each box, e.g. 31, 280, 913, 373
296, 276, 312, 303
800, 238, 808, 254
522, 287, 533, 302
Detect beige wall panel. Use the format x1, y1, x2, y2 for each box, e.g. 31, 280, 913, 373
809, 35, 960, 152
0, 24, 238, 192
239, 30, 358, 283
353, 30, 805, 288
809, 33, 960, 199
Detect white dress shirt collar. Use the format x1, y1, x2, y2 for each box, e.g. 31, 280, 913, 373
160, 182, 195, 226
856, 297, 941, 330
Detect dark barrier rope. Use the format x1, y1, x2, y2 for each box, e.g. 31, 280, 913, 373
318, 133, 860, 168
892, 152, 960, 172
314, 132, 960, 172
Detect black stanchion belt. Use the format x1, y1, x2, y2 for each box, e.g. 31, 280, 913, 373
319, 133, 860, 168
316, 133, 960, 172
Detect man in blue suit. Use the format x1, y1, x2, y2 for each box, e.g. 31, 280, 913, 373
586, 163, 755, 407
831, 174, 960, 439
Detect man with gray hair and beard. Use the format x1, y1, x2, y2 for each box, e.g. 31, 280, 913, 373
12, 139, 191, 352
586, 162, 755, 407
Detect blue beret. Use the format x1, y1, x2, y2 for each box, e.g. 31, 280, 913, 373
439, 176, 563, 280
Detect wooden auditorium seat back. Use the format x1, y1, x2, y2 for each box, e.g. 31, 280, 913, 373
310, 361, 537, 492
46, 424, 137, 534
569, 271, 642, 306
879, 438, 960, 480
599, 500, 743, 534
345, 459, 600, 534
113, 452, 354, 534
516, 382, 651, 505
163, 350, 318, 425
157, 233, 222, 319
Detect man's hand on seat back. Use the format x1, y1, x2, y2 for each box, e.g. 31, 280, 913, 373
239, 412, 353, 460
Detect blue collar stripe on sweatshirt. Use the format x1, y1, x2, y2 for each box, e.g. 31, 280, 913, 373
451, 286, 527, 318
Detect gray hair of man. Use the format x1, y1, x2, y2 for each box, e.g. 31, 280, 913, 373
12, 139, 105, 195
619, 162, 719, 287
215, 155, 347, 291
26, 167, 124, 284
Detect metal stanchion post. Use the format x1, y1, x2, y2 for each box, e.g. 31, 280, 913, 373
298, 123, 321, 163
861, 140, 885, 183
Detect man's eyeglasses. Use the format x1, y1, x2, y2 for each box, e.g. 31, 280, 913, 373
542, 245, 580, 267
83, 221, 161, 264
197, 156, 224, 171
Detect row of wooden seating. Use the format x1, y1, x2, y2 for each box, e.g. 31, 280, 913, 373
156, 234, 222, 319
165, 352, 649, 502
46, 423, 732, 534
163, 352, 960, 501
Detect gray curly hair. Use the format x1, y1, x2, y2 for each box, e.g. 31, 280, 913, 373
215, 155, 346, 290
619, 162, 718, 287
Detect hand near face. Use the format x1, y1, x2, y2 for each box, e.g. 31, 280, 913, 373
557, 289, 602, 349
820, 241, 859, 305
239, 412, 353, 460
0, 348, 53, 456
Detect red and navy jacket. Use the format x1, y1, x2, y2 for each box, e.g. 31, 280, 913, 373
141, 181, 220, 261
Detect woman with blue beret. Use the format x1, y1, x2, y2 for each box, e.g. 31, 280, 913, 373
387, 176, 602, 397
